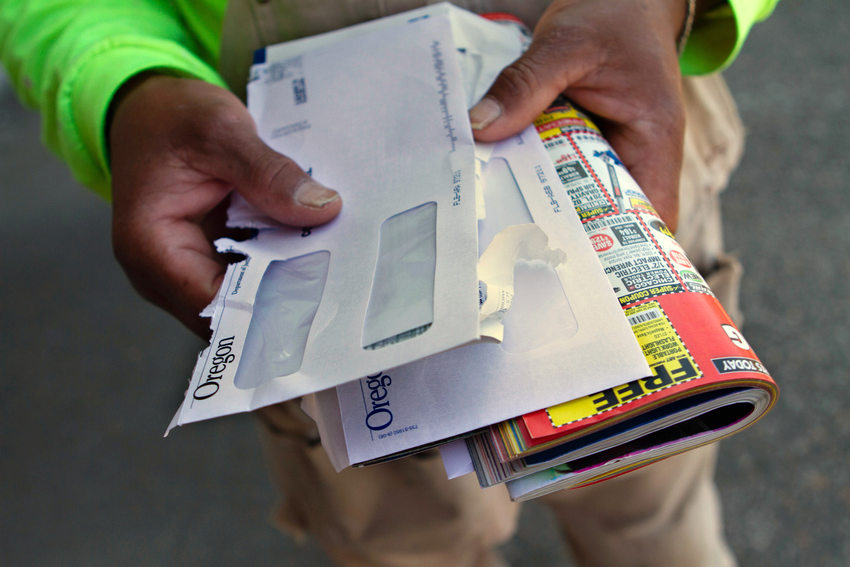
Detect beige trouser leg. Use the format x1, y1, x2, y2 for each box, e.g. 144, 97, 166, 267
540, 445, 734, 567
255, 74, 746, 567
256, 402, 519, 567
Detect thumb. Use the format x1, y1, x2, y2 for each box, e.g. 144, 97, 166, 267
469, 41, 589, 142
207, 128, 342, 227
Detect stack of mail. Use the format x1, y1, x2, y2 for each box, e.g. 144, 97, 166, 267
167, 4, 749, 501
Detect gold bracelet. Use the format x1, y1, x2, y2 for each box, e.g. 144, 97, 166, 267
677, 0, 697, 55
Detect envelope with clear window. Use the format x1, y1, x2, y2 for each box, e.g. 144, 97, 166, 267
168, 3, 648, 435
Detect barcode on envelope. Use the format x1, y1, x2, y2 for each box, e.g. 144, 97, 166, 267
627, 308, 661, 327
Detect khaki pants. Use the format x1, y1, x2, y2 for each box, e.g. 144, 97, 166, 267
253, 72, 745, 567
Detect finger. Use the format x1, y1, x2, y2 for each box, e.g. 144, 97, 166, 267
236, 142, 343, 227
114, 216, 228, 339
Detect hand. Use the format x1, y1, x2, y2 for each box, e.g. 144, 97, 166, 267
109, 75, 341, 337
470, 0, 689, 231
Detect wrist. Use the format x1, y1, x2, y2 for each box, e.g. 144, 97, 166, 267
667, 0, 727, 54
106, 71, 166, 152
677, 0, 696, 54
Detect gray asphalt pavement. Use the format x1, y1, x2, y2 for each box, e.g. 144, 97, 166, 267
2, 2, 848, 565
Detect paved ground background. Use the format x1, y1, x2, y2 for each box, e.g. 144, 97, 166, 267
2, 2, 848, 565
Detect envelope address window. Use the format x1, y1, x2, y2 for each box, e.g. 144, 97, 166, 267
362, 202, 437, 350
234, 250, 330, 389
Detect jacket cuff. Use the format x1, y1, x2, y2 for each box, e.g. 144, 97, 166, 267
680, 0, 779, 76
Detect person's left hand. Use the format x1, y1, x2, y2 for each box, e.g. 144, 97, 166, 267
470, 0, 689, 231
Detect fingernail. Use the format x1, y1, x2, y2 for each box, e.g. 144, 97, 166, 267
294, 179, 340, 208
469, 97, 502, 130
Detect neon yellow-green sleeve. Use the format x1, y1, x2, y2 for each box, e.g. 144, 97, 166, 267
680, 0, 780, 75
0, 1, 227, 199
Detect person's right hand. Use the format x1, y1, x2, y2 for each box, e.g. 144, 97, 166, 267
109, 75, 342, 337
